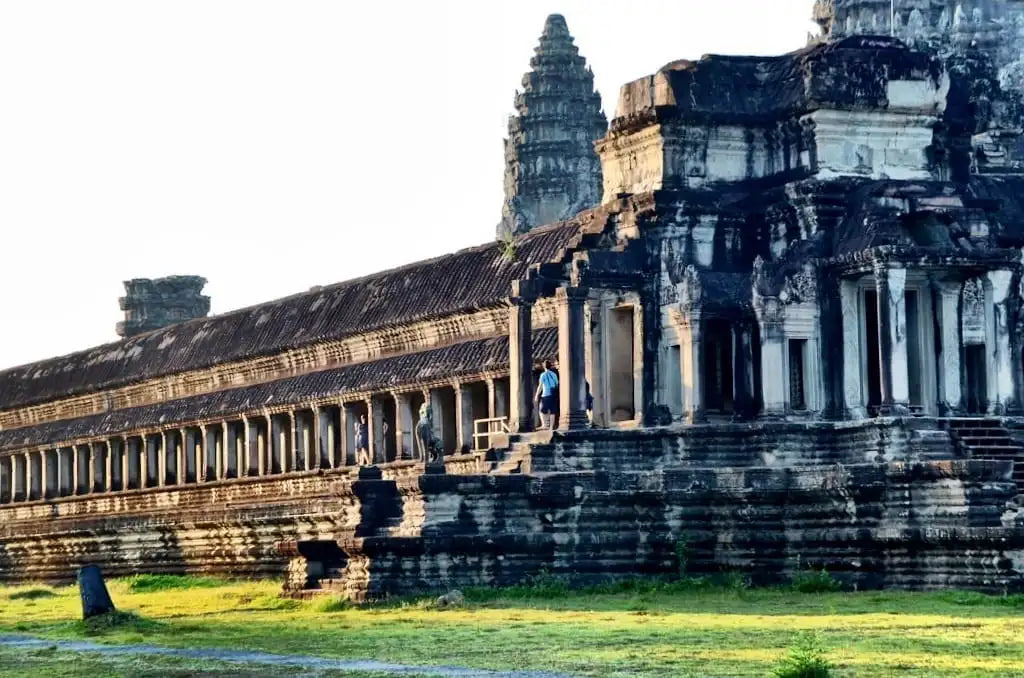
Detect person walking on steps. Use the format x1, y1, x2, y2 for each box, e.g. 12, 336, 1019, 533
534, 360, 559, 430
355, 414, 370, 465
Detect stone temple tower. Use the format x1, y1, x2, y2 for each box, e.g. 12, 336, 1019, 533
116, 275, 211, 339
814, 0, 1024, 173
814, 1, 1024, 74
497, 14, 607, 239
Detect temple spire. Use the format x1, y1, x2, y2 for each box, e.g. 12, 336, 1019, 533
497, 14, 607, 239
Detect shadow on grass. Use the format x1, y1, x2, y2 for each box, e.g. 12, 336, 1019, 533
74, 610, 164, 636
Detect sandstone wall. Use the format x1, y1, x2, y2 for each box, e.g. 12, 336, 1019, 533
1, 428, 1020, 597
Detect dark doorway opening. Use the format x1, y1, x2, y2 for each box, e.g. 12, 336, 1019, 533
703, 319, 734, 414
864, 291, 882, 413
965, 344, 988, 414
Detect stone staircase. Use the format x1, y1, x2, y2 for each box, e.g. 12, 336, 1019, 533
945, 418, 1024, 491
482, 430, 555, 474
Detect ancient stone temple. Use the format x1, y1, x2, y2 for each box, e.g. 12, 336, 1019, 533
497, 14, 607, 239
2, 4, 1024, 598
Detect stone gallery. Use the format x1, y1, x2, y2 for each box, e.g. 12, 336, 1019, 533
2, 3, 1024, 600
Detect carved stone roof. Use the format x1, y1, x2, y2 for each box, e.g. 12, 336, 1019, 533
0, 329, 558, 452
0, 222, 582, 412
498, 14, 607, 237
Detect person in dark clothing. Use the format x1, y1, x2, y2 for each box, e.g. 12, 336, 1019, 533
355, 414, 370, 465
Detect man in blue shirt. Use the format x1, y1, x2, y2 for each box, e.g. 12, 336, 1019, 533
534, 360, 559, 429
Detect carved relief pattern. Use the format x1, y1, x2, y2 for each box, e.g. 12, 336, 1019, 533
962, 278, 986, 344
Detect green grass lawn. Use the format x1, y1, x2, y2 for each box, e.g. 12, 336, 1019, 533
0, 575, 1022, 677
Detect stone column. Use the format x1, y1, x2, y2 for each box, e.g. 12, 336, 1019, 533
840, 280, 866, 418
27, 451, 40, 500
198, 426, 210, 482
256, 417, 268, 476
289, 412, 302, 471
678, 314, 705, 424
0, 456, 10, 504
508, 281, 538, 433
875, 265, 910, 416
302, 411, 315, 469
104, 439, 115, 491
393, 393, 413, 460
454, 383, 474, 451
117, 437, 128, 491
339, 404, 353, 466
557, 286, 590, 430
139, 436, 151, 488
157, 432, 169, 486
368, 398, 385, 464
88, 443, 101, 493
757, 299, 787, 417
310, 406, 323, 470
933, 279, 963, 414
221, 422, 233, 479
584, 294, 604, 427
987, 269, 1017, 413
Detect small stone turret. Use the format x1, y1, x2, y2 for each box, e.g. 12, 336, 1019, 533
116, 275, 210, 339
497, 14, 607, 239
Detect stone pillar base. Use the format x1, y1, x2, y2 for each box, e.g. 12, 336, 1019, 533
877, 403, 910, 417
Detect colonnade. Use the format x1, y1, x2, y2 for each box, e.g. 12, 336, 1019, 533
0, 377, 511, 505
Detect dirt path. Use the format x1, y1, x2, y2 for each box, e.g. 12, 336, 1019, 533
0, 634, 572, 677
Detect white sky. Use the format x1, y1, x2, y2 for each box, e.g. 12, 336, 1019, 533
0, 1, 816, 370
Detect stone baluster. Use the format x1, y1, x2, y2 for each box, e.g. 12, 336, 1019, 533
557, 286, 590, 430
509, 280, 539, 433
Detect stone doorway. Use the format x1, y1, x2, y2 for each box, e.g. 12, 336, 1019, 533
965, 344, 988, 414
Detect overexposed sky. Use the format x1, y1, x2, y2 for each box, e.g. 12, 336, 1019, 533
0, 1, 816, 370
